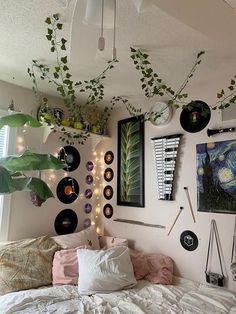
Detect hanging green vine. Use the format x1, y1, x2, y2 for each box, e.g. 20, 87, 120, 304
28, 14, 117, 145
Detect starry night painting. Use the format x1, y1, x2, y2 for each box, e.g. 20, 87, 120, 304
197, 140, 236, 214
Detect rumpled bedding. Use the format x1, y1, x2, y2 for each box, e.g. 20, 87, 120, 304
1, 277, 236, 314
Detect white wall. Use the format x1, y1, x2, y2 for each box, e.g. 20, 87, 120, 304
0, 80, 100, 242
101, 88, 236, 292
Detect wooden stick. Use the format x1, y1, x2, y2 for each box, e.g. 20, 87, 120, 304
167, 207, 183, 236
184, 187, 196, 223
114, 218, 165, 229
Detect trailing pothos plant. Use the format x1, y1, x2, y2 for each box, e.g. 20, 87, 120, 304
28, 14, 117, 145
112, 47, 236, 118
111, 48, 206, 120
0, 113, 65, 204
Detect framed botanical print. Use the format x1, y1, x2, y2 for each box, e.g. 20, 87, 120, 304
117, 115, 145, 207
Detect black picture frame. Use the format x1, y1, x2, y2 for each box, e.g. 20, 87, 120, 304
117, 115, 145, 207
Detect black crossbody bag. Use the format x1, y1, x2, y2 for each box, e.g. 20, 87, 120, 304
205, 220, 224, 287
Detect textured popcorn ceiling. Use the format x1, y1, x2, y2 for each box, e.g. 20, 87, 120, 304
0, 0, 236, 105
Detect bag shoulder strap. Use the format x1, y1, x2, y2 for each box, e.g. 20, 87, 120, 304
205, 219, 224, 277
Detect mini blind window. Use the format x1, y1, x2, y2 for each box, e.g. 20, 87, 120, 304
0, 126, 8, 157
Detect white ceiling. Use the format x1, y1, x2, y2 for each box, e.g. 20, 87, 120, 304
1, 0, 236, 107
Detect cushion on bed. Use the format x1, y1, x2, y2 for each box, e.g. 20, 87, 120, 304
52, 225, 100, 250
52, 245, 89, 285
129, 249, 174, 284
99, 235, 128, 249
0, 236, 59, 295
77, 246, 137, 294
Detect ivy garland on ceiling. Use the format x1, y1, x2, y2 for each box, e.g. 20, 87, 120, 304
28, 14, 118, 145
23, 13, 236, 145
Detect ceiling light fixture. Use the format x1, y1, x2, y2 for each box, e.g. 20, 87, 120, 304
84, 0, 117, 59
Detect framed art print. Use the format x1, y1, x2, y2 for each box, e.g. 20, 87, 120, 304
197, 139, 236, 214
117, 115, 145, 207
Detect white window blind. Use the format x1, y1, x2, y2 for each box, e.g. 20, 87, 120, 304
0, 112, 15, 242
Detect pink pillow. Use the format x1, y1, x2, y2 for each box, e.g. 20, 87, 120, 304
52, 245, 88, 285
129, 249, 174, 284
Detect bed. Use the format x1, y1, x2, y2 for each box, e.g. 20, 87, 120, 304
1, 277, 236, 314
1, 227, 236, 314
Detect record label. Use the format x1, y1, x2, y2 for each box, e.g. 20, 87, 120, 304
84, 203, 92, 214
104, 168, 114, 182
58, 146, 80, 172
103, 204, 113, 219
86, 174, 93, 185
84, 188, 93, 199
104, 151, 114, 165
54, 208, 78, 235
180, 101, 211, 133
83, 218, 91, 229
56, 177, 79, 204
103, 185, 113, 200
86, 161, 94, 171
180, 230, 198, 251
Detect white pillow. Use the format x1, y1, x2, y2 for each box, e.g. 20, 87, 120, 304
52, 226, 100, 250
77, 246, 137, 294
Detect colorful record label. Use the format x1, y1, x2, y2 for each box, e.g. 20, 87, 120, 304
103, 204, 113, 219
86, 161, 94, 171
84, 188, 93, 199
83, 218, 91, 229
54, 208, 78, 235
104, 168, 114, 182
84, 203, 92, 214
103, 185, 113, 200
104, 151, 114, 165
86, 174, 93, 185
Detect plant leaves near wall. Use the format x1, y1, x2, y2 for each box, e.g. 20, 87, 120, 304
0, 113, 42, 129
120, 119, 140, 202
0, 167, 54, 201
0, 150, 66, 172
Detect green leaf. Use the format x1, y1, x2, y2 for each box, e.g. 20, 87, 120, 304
61, 56, 67, 64
0, 150, 66, 172
0, 113, 42, 129
46, 35, 52, 41
54, 72, 59, 79
45, 17, 51, 24
57, 23, 63, 30
51, 46, 55, 52
61, 38, 67, 44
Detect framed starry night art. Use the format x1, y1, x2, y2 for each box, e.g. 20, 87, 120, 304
197, 139, 236, 214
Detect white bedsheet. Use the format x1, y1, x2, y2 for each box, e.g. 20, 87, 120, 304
1, 277, 236, 314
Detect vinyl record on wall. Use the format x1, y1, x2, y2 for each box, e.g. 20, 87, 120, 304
103, 185, 113, 200
104, 151, 114, 165
84, 203, 92, 214
86, 161, 94, 171
104, 168, 114, 182
56, 177, 79, 204
58, 146, 80, 172
103, 203, 113, 219
83, 218, 91, 229
86, 174, 93, 185
54, 208, 78, 235
180, 230, 198, 251
84, 188, 93, 199
180, 100, 211, 133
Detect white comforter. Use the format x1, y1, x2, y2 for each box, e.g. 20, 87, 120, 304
1, 277, 236, 314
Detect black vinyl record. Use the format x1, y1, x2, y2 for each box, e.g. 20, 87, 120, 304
103, 204, 113, 219
104, 151, 114, 165
58, 146, 80, 172
180, 100, 211, 133
56, 177, 79, 204
54, 208, 78, 235
104, 168, 114, 182
103, 185, 113, 200
180, 230, 198, 251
